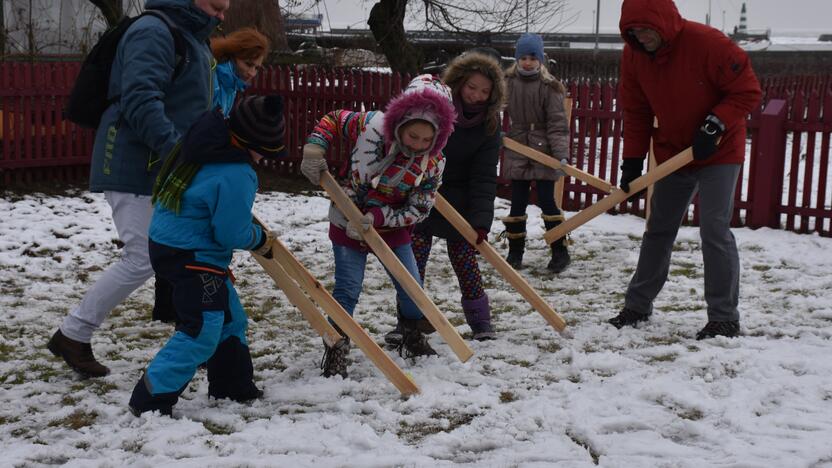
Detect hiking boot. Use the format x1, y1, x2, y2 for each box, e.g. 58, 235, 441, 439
398, 328, 437, 358
607, 307, 650, 329
47, 329, 110, 377
320, 338, 350, 378
696, 321, 740, 340
384, 320, 404, 346
547, 244, 571, 273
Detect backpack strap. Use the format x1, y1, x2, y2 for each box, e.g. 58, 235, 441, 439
141, 9, 188, 80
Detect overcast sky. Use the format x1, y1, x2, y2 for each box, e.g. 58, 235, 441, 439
306, 0, 832, 36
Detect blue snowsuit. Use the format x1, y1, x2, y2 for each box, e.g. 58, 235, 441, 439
129, 109, 268, 413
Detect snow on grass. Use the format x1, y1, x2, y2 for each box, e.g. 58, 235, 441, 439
1, 189, 832, 466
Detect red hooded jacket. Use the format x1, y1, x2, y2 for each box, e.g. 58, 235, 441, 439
618, 0, 762, 166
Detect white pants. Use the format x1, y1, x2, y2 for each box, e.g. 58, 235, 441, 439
61, 191, 154, 342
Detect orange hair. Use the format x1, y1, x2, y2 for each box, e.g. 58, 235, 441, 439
210, 27, 270, 62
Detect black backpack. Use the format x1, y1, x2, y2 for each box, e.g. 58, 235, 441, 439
64, 9, 188, 129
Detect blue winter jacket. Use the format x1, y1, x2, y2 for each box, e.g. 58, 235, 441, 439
149, 110, 266, 269
89, 0, 219, 195
213, 61, 248, 117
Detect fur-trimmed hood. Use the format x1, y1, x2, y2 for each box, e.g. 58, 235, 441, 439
505, 63, 566, 94
442, 51, 507, 134
383, 74, 456, 157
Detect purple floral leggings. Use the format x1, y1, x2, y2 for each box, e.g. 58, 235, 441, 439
411, 231, 485, 300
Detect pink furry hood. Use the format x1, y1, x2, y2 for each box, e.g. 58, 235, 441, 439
383, 74, 457, 156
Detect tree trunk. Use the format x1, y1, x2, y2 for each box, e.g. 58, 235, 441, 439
0, 0, 6, 57
222, 0, 289, 54
89, 0, 124, 29
368, 0, 423, 74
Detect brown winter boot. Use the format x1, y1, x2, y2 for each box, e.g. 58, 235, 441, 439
47, 329, 110, 377
502, 214, 527, 269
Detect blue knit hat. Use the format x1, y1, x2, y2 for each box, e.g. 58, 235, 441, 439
514, 33, 545, 62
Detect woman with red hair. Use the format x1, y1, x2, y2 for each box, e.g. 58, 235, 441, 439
210, 27, 269, 116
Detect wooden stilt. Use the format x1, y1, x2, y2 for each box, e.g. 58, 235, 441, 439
433, 195, 567, 332
319, 173, 474, 363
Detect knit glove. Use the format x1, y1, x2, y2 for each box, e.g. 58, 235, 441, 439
345, 212, 376, 241
619, 158, 645, 193
252, 229, 276, 259
300, 143, 328, 185
474, 228, 488, 245
553, 158, 569, 178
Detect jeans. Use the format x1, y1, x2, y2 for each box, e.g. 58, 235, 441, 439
61, 191, 154, 342
332, 242, 424, 320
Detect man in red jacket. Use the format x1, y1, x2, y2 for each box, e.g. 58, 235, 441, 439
608, 0, 761, 339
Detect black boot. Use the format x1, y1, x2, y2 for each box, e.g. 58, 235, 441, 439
608, 307, 650, 329
321, 323, 350, 378
696, 320, 740, 340
206, 336, 262, 402
543, 214, 571, 273
502, 215, 527, 269
47, 329, 110, 377
397, 315, 437, 358
384, 303, 405, 346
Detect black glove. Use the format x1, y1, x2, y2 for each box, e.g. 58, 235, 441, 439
619, 158, 645, 193
692, 114, 725, 161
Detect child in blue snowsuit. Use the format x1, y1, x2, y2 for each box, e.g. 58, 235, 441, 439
129, 95, 286, 416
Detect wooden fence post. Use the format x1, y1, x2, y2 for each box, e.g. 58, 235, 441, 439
749, 98, 788, 230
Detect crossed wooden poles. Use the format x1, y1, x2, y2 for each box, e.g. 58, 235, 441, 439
502, 137, 696, 244
250, 171, 568, 396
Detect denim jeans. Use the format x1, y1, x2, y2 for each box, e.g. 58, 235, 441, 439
332, 242, 424, 320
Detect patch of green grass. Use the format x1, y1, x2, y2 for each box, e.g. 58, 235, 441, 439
499, 391, 517, 403
507, 359, 531, 368
203, 420, 236, 435
678, 408, 704, 421
88, 381, 118, 396
397, 410, 476, 444
670, 266, 698, 278
752, 264, 771, 272
537, 341, 562, 353
744, 244, 764, 253
48, 410, 98, 430
648, 353, 678, 363
0, 342, 14, 361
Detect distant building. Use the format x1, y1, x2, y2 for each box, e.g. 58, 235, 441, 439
284, 14, 322, 35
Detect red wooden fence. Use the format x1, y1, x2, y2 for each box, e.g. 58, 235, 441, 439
1, 62, 830, 237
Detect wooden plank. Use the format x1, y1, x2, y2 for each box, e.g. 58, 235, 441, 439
263, 236, 420, 396
319, 172, 474, 363
249, 218, 419, 396
545, 146, 695, 244
503, 137, 613, 193
433, 195, 566, 331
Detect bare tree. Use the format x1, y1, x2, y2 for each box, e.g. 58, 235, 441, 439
368, 0, 422, 75
89, 0, 123, 28
222, 0, 289, 53
369, 0, 573, 74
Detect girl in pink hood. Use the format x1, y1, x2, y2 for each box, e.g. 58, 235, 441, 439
300, 75, 456, 379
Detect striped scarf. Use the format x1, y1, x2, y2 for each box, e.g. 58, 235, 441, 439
151, 142, 201, 214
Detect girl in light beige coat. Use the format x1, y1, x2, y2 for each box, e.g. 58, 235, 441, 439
502, 33, 571, 273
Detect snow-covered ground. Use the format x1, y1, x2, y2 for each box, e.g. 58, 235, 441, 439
1, 188, 832, 467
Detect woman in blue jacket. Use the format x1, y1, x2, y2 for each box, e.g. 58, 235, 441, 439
211, 27, 270, 116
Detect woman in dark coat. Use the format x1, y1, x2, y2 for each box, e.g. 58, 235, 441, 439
385, 50, 506, 343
